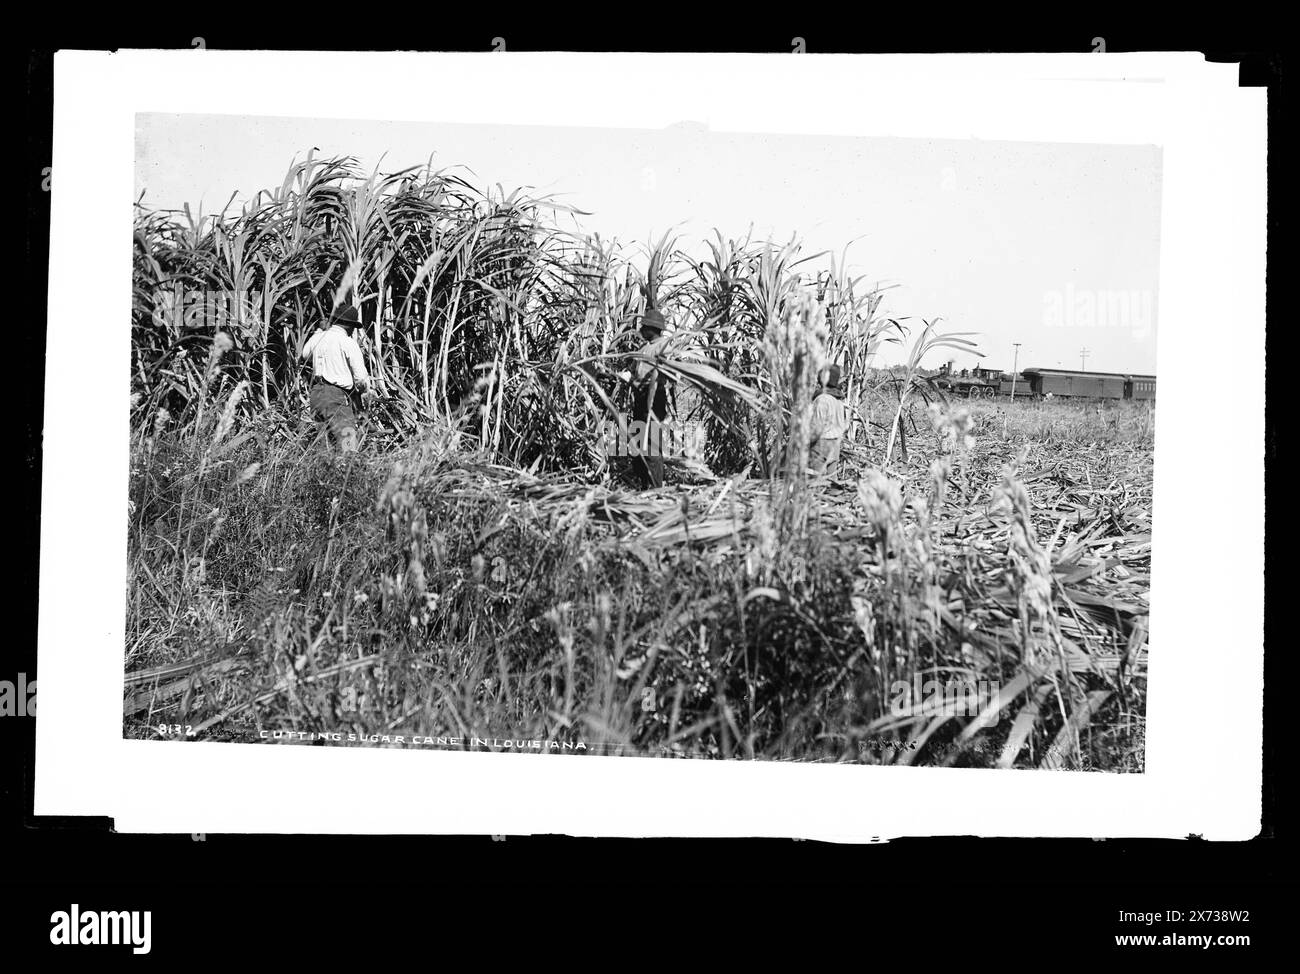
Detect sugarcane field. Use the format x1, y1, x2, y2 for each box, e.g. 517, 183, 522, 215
126, 122, 1159, 770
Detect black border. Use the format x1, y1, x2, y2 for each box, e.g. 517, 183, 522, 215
10, 21, 1288, 954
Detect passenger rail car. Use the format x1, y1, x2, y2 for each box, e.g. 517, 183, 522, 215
1019, 368, 1155, 401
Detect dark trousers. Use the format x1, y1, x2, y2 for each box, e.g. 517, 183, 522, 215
631, 412, 665, 488
633, 453, 665, 489
630, 373, 668, 489
309, 380, 359, 452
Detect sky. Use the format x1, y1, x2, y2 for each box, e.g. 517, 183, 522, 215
136, 113, 1161, 374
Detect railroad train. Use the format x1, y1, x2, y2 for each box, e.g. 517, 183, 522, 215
1009, 368, 1155, 401
932, 365, 1156, 401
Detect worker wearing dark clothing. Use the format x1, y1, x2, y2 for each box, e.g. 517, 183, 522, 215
630, 307, 671, 489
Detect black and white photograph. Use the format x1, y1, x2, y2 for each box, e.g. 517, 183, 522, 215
23, 46, 1266, 849
7, 38, 1283, 955
123, 110, 1161, 769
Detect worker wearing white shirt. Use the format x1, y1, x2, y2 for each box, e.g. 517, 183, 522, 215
809, 364, 849, 477
300, 305, 371, 452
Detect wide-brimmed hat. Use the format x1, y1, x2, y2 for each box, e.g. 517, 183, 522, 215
639, 308, 667, 335
329, 305, 361, 329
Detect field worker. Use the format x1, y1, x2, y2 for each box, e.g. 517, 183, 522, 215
809, 363, 849, 477
300, 304, 371, 453
630, 307, 672, 489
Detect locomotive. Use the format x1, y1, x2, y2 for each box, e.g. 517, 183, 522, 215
930, 364, 1002, 398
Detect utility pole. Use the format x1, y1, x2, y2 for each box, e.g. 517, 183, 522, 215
1080, 346, 1090, 372
1011, 343, 1021, 401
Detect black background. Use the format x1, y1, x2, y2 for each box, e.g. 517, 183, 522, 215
7, 17, 1288, 958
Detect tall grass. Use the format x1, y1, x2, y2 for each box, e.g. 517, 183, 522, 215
127, 394, 1147, 767
127, 153, 1147, 769
134, 155, 895, 477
